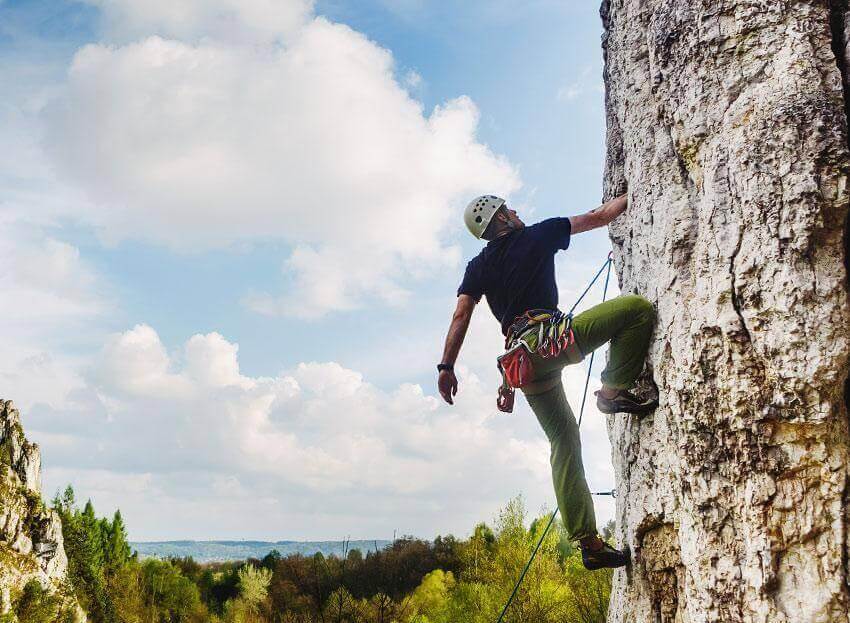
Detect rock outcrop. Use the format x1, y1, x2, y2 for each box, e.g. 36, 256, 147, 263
0, 399, 81, 619
601, 2, 850, 621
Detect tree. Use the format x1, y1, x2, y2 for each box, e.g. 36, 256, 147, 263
139, 559, 208, 623
55, 496, 113, 622
406, 570, 455, 623
80, 501, 105, 570
563, 556, 611, 623
237, 564, 272, 608
601, 1, 850, 620
346, 548, 363, 566
323, 587, 362, 623
260, 549, 282, 570
104, 510, 132, 578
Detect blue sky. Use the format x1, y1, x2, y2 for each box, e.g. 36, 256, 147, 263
1, 0, 618, 541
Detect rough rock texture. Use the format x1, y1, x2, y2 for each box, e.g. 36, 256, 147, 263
0, 400, 81, 619
601, 2, 850, 622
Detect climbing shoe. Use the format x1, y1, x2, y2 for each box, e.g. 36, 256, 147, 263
595, 389, 657, 415
580, 539, 630, 571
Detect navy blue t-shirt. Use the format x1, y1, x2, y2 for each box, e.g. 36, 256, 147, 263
457, 218, 572, 335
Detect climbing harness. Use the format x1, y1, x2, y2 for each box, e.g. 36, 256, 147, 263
495, 252, 614, 623
496, 309, 575, 412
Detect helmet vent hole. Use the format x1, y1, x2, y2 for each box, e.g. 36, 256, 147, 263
476, 216, 482, 223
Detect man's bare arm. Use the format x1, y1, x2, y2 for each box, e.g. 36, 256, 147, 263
438, 294, 477, 404
569, 193, 628, 234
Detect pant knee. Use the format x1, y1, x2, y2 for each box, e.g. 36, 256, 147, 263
623, 294, 655, 322
545, 420, 571, 445
549, 423, 581, 458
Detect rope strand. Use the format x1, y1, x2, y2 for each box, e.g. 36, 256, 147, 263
578, 256, 613, 428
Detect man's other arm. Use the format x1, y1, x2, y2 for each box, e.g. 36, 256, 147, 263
569, 193, 628, 234
438, 294, 478, 405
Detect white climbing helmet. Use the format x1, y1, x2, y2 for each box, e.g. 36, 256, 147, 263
464, 195, 506, 239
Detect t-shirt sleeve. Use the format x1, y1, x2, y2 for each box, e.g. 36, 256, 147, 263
534, 217, 572, 251
457, 258, 485, 301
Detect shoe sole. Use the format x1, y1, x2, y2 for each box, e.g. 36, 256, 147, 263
582, 558, 629, 571
596, 400, 658, 415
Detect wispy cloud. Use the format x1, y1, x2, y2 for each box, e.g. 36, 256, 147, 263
556, 65, 603, 102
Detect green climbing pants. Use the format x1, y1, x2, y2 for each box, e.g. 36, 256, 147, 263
521, 294, 655, 541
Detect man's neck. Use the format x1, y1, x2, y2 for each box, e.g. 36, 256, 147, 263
494, 225, 516, 239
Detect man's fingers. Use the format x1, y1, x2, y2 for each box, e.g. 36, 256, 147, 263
438, 373, 458, 405
439, 385, 454, 405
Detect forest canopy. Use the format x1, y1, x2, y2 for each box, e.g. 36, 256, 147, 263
6, 490, 612, 623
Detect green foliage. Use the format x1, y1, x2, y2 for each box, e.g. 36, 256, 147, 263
410, 496, 611, 623
104, 510, 132, 575
53, 485, 209, 623
322, 586, 362, 622
11, 580, 61, 623
193, 564, 240, 614
52, 487, 610, 623
217, 564, 274, 622
138, 558, 208, 622
406, 569, 456, 622
260, 549, 281, 570
54, 491, 113, 622
563, 554, 612, 623
237, 565, 272, 606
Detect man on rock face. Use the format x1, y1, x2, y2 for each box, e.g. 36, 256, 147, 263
437, 194, 657, 570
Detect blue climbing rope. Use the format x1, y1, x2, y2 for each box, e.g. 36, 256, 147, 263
578, 255, 613, 428
494, 252, 614, 623
567, 251, 614, 316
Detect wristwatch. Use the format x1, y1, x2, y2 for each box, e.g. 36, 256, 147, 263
437, 364, 454, 373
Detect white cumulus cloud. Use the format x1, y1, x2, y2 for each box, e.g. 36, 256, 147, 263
0, 216, 110, 410
28, 324, 578, 539
44, 4, 520, 315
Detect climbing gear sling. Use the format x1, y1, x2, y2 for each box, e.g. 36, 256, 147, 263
494, 252, 614, 623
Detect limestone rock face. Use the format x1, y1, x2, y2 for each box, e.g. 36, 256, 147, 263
601, 2, 850, 622
0, 400, 79, 619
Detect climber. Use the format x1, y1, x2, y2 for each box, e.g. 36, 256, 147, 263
436, 193, 657, 570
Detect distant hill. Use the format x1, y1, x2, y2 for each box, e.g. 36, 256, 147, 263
130, 540, 393, 562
